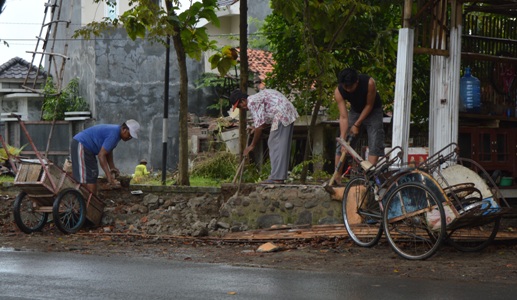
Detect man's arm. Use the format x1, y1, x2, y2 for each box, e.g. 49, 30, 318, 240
354, 77, 377, 127
98, 147, 116, 184
335, 87, 349, 139
243, 123, 268, 156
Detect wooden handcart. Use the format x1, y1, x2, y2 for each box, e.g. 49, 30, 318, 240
5, 115, 105, 234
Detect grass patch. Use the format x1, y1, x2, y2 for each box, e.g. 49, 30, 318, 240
0, 175, 14, 183
190, 176, 227, 187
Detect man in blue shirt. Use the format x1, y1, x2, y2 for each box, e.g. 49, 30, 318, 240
71, 119, 140, 194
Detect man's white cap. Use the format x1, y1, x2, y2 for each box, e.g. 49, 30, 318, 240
126, 119, 140, 139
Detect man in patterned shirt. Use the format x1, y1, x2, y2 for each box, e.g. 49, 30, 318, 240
230, 88, 299, 184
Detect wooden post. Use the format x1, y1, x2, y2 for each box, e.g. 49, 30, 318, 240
429, 0, 462, 155
392, 0, 415, 164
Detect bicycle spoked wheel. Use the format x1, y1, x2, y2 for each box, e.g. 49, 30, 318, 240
342, 176, 382, 247
383, 182, 446, 260
447, 216, 501, 252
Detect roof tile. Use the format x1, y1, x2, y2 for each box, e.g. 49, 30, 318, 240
239, 48, 275, 82
0, 57, 47, 80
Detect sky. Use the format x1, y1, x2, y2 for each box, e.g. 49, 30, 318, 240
1, 0, 48, 65
0, 0, 194, 65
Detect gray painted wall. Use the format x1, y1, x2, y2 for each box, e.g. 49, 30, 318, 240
52, 3, 215, 175
67, 28, 215, 175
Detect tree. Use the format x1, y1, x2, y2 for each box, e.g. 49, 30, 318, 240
263, 0, 402, 182
73, 0, 221, 186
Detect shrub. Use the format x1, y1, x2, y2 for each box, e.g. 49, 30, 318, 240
42, 77, 89, 120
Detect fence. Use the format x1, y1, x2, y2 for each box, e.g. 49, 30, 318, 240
1, 119, 88, 167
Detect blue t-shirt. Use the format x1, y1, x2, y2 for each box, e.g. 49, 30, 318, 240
73, 124, 121, 155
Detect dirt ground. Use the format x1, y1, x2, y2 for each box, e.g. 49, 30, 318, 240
2, 188, 517, 285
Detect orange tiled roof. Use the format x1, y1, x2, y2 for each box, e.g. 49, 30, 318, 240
236, 48, 275, 82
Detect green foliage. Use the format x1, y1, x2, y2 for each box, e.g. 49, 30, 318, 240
42, 77, 89, 121
190, 151, 238, 181
248, 17, 269, 50
196, 73, 228, 114
410, 54, 431, 131
264, 0, 402, 116
208, 46, 238, 76
130, 171, 175, 185
242, 159, 272, 183
0, 175, 14, 183
290, 156, 330, 181
73, 0, 220, 61
0, 144, 26, 163
189, 152, 273, 184
189, 176, 222, 187
130, 174, 221, 187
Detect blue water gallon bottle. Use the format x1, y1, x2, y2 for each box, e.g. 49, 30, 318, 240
459, 67, 481, 113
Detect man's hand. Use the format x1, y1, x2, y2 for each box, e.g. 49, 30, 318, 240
110, 168, 120, 178
350, 124, 360, 136
243, 145, 255, 156
108, 179, 121, 190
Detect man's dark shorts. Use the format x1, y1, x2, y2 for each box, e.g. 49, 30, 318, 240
336, 106, 385, 157
71, 139, 98, 184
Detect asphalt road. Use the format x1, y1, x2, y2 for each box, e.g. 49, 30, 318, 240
1, 249, 517, 300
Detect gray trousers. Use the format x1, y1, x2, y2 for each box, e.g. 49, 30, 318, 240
268, 122, 294, 180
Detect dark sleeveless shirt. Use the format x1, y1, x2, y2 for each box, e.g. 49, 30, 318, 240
338, 74, 382, 113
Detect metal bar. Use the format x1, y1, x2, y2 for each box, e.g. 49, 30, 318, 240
25, 51, 69, 59
10, 114, 57, 192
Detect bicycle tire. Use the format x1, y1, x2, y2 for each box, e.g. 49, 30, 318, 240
342, 176, 382, 247
383, 182, 446, 260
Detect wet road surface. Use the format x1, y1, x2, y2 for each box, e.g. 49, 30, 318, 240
1, 249, 516, 299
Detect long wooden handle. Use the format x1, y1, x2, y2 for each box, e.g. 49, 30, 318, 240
329, 151, 346, 186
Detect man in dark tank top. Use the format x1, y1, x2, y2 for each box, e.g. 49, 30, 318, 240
334, 68, 385, 183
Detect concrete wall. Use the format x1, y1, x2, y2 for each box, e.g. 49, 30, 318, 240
52, 3, 216, 175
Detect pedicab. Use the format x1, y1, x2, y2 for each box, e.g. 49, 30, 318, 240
339, 138, 512, 260
4, 115, 105, 234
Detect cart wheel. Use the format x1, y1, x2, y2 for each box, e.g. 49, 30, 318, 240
52, 188, 86, 234
383, 182, 446, 260
13, 192, 48, 234
342, 176, 382, 247
447, 216, 501, 252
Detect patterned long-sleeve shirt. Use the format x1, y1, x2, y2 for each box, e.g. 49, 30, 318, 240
247, 89, 299, 131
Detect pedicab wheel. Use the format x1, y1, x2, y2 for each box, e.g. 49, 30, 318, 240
383, 182, 446, 260
52, 188, 86, 234
13, 191, 48, 234
342, 176, 382, 247
447, 216, 501, 252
